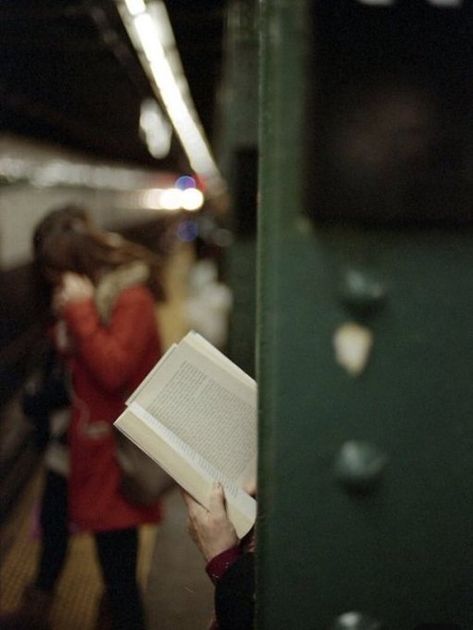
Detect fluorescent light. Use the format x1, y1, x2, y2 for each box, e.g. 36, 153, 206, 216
141, 188, 164, 209
117, 0, 226, 197
124, 0, 147, 16
133, 13, 165, 63
140, 99, 172, 158
160, 187, 182, 210
181, 188, 204, 211
148, 2, 174, 48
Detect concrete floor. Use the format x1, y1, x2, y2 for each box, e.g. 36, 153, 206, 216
145, 487, 214, 630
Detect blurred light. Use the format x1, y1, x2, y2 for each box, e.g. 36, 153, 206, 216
175, 175, 196, 190
176, 219, 199, 242
117, 0, 226, 197
140, 98, 172, 158
141, 188, 164, 209
124, 0, 147, 15
0, 157, 25, 180
138, 185, 204, 211
181, 187, 204, 211
149, 2, 174, 49
134, 13, 165, 63
7, 158, 144, 190
160, 187, 182, 210
0, 136, 177, 192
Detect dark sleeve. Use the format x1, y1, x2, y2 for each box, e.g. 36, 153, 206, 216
214, 552, 255, 630
206, 546, 243, 584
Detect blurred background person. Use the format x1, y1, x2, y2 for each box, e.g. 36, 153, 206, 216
26, 205, 165, 630
185, 258, 232, 350
0, 207, 87, 630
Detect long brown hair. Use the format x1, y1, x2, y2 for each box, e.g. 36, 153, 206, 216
33, 205, 165, 299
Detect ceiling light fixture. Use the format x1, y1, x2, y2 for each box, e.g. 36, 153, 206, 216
123, 0, 147, 16
117, 0, 226, 198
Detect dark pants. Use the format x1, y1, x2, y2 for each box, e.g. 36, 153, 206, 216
36, 470, 69, 591
95, 528, 146, 630
35, 471, 145, 630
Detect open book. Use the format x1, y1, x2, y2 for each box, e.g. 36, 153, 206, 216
114, 331, 257, 538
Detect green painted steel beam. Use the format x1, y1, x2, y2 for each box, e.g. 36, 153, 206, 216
257, 1, 473, 628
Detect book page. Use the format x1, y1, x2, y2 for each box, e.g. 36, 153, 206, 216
115, 407, 256, 538
185, 332, 256, 389
126, 343, 178, 405
131, 339, 257, 484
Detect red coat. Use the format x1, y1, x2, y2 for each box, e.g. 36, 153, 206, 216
62, 284, 162, 532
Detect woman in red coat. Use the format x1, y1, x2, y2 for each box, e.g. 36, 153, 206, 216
34, 206, 164, 629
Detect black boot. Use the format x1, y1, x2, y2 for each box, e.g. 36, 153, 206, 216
95, 591, 113, 630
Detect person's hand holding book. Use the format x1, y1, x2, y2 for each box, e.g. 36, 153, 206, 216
182, 482, 239, 562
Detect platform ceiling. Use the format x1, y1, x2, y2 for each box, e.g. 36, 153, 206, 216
0, 0, 224, 171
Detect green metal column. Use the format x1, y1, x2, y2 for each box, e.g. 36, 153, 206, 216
258, 0, 317, 626
218, 0, 259, 377
257, 1, 473, 629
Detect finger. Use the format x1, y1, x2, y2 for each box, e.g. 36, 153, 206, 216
243, 479, 257, 496
208, 482, 227, 518
181, 490, 211, 522
181, 490, 198, 510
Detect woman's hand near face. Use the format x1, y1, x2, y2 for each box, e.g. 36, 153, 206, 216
182, 482, 239, 562
53, 272, 94, 315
